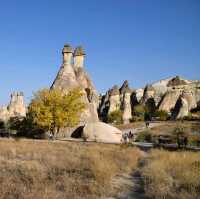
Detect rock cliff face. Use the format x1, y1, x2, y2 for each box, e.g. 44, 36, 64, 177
98, 80, 134, 123
140, 85, 155, 105
51, 44, 99, 126
152, 76, 200, 119
98, 76, 200, 122
122, 91, 132, 124
0, 92, 26, 121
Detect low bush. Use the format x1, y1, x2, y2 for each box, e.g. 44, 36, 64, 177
135, 130, 152, 142
154, 110, 168, 121
0, 120, 5, 129
188, 135, 200, 146
107, 110, 123, 124
133, 105, 145, 117
173, 125, 186, 136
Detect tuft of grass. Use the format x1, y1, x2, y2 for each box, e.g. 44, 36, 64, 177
142, 149, 200, 199
0, 139, 141, 199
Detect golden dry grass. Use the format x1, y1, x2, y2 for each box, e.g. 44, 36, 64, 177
142, 149, 200, 199
0, 139, 141, 199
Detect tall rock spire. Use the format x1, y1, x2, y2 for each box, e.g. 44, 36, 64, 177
51, 44, 99, 135
51, 44, 78, 92
73, 46, 85, 69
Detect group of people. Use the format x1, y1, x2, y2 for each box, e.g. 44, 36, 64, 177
122, 131, 134, 143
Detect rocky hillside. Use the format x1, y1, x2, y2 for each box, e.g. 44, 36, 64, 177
98, 76, 200, 122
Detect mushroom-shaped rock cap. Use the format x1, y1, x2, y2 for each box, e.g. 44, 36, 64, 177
167, 76, 187, 87
62, 44, 73, 54
74, 46, 85, 56
120, 80, 132, 94
144, 84, 155, 92
109, 85, 120, 96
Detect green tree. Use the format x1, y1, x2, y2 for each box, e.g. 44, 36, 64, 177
132, 104, 146, 121
28, 88, 86, 137
134, 105, 145, 117
107, 110, 123, 124
154, 110, 168, 121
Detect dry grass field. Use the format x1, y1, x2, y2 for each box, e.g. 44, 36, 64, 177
142, 149, 200, 199
0, 139, 141, 199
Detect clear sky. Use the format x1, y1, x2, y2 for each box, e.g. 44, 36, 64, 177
0, 0, 200, 104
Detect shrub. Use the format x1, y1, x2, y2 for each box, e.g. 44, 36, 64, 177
135, 130, 152, 142
154, 110, 169, 121
188, 135, 200, 146
0, 120, 5, 129
173, 125, 185, 136
107, 110, 123, 124
133, 105, 145, 117
145, 97, 156, 115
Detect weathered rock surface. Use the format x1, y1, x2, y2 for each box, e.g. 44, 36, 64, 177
158, 90, 181, 112
0, 106, 9, 121
140, 84, 155, 105
167, 76, 188, 87
82, 122, 122, 143
108, 85, 121, 114
0, 92, 26, 121
172, 96, 189, 119
135, 88, 144, 102
122, 91, 132, 124
98, 76, 200, 121
51, 44, 99, 124
98, 80, 134, 124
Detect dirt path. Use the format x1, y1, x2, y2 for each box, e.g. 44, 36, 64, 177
121, 122, 164, 134
108, 152, 148, 199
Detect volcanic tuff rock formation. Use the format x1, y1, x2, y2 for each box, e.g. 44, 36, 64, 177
147, 76, 200, 119
82, 122, 122, 143
140, 84, 155, 105
0, 92, 26, 121
51, 44, 99, 126
98, 80, 134, 123
98, 76, 200, 122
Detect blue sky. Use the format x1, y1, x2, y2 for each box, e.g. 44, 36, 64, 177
0, 0, 200, 104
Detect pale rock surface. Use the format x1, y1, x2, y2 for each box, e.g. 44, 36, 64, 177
108, 86, 121, 114
135, 88, 144, 102
0, 106, 9, 121
158, 90, 181, 113
0, 92, 26, 121
82, 122, 122, 143
51, 44, 99, 126
8, 92, 26, 117
98, 81, 134, 124
172, 96, 189, 119
140, 84, 155, 105
122, 92, 132, 124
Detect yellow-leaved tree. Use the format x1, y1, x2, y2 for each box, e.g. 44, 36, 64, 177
28, 88, 86, 137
